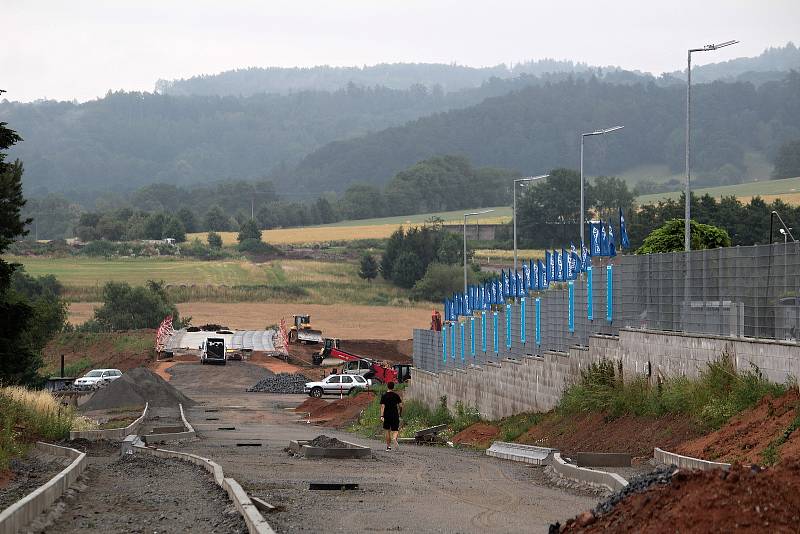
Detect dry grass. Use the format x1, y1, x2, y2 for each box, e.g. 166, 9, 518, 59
474, 249, 547, 262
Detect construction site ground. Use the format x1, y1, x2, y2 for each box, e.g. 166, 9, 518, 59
160, 360, 598, 532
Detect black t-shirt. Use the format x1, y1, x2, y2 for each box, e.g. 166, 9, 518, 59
380, 391, 402, 419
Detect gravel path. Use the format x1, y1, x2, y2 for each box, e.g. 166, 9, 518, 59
0, 454, 70, 512
38, 454, 247, 534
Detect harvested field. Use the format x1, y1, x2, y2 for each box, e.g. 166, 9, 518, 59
561, 461, 800, 533
175, 302, 429, 340
676, 388, 800, 465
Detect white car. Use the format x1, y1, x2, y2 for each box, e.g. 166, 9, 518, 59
304, 374, 371, 398
73, 369, 123, 390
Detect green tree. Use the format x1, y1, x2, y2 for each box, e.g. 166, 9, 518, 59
772, 139, 800, 179
412, 262, 487, 301
207, 231, 223, 249
204, 205, 230, 231
176, 208, 199, 233
162, 216, 186, 242
358, 253, 379, 282
314, 197, 337, 224
92, 280, 182, 330
0, 106, 42, 385
589, 175, 635, 222
437, 232, 466, 265
95, 214, 126, 241
517, 169, 580, 248
636, 219, 732, 254
237, 219, 262, 243
391, 251, 424, 289
143, 212, 168, 239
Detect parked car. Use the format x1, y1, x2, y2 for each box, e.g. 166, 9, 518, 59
304, 374, 371, 398
73, 369, 123, 390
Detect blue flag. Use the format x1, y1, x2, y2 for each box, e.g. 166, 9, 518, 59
571, 246, 582, 279
553, 250, 561, 281
545, 250, 552, 282
619, 207, 630, 249
516, 270, 523, 297
531, 259, 539, 290
494, 277, 501, 304
499, 270, 506, 298
590, 221, 601, 257
582, 243, 591, 272
444, 299, 450, 322
608, 223, 617, 257
539, 259, 548, 289
600, 221, 609, 256
522, 262, 530, 292
561, 249, 568, 281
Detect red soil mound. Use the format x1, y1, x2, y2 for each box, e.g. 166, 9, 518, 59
563, 462, 800, 533
452, 423, 500, 448
676, 388, 800, 465
308, 393, 376, 428
294, 397, 328, 414
519, 412, 701, 459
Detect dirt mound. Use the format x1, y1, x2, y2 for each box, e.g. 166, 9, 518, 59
294, 397, 328, 413
308, 435, 348, 448
452, 423, 500, 448
519, 412, 701, 459
309, 392, 375, 428
677, 388, 800, 465
44, 330, 154, 373
81, 367, 195, 411
561, 462, 800, 533
286, 338, 411, 367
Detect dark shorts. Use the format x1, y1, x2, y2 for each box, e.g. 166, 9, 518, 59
382, 416, 399, 431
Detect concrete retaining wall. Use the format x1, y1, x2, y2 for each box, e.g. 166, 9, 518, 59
551, 453, 628, 492
654, 447, 731, 471
70, 402, 149, 441
410, 327, 800, 419
133, 444, 274, 534
0, 442, 87, 534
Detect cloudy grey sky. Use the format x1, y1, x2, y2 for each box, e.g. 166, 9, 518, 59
3, 0, 798, 102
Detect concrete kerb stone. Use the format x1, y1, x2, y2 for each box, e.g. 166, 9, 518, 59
654, 447, 731, 471
486, 441, 557, 465
69, 402, 149, 441
132, 443, 273, 534
143, 403, 196, 445
0, 442, 87, 534
552, 453, 628, 492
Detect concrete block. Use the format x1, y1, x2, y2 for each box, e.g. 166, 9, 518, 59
576, 452, 631, 467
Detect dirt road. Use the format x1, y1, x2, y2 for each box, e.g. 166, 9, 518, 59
166, 360, 597, 533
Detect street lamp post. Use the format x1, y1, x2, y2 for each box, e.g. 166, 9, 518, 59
685, 40, 738, 251
513, 174, 549, 272
580, 126, 624, 248
464, 209, 495, 293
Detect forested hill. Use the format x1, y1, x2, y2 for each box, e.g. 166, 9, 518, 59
290, 72, 800, 192
155, 59, 594, 96
666, 42, 800, 84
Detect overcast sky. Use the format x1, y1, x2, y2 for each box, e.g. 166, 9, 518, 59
3, 0, 798, 102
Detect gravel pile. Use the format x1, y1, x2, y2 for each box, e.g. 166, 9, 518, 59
592, 465, 677, 516
81, 367, 196, 411
247, 373, 311, 393
308, 435, 348, 448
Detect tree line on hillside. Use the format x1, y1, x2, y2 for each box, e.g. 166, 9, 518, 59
291, 72, 800, 193
22, 156, 519, 240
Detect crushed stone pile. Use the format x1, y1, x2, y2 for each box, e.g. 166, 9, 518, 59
81, 367, 196, 411
556, 462, 800, 533
247, 373, 310, 394
308, 435, 348, 449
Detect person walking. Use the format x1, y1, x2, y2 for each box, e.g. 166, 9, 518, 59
380, 382, 403, 451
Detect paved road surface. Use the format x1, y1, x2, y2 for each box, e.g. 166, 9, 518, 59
167, 361, 597, 533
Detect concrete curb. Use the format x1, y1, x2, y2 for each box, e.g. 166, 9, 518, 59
143, 403, 196, 444
0, 442, 87, 534
654, 447, 731, 471
486, 441, 557, 465
552, 453, 628, 492
132, 443, 274, 534
69, 402, 149, 441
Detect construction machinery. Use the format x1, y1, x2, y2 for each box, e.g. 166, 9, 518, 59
288, 314, 323, 344
312, 338, 409, 384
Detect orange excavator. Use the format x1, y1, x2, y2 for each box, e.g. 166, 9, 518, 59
312, 338, 409, 384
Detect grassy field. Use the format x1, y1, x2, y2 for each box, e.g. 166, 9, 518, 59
9, 255, 421, 305
474, 249, 546, 264
187, 206, 512, 245
636, 176, 800, 205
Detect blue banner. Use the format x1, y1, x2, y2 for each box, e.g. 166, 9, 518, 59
554, 250, 562, 281
522, 262, 530, 292
600, 221, 609, 256
582, 243, 591, 272
503, 270, 510, 298
545, 250, 552, 282
607, 264, 613, 323
587, 265, 594, 321
481, 311, 487, 352
568, 280, 575, 333
538, 259, 547, 289
520, 296, 527, 344
619, 207, 630, 249
531, 259, 538, 290
442, 323, 447, 362
561, 249, 568, 281
535, 297, 541, 345
505, 303, 512, 349
590, 221, 601, 257
493, 311, 499, 353
470, 317, 475, 356
608, 223, 617, 257
460, 322, 465, 362
516, 270, 523, 298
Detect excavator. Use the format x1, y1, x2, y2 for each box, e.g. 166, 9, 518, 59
288, 314, 323, 344
312, 338, 410, 384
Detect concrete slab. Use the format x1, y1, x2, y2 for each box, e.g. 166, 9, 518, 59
486, 441, 557, 465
